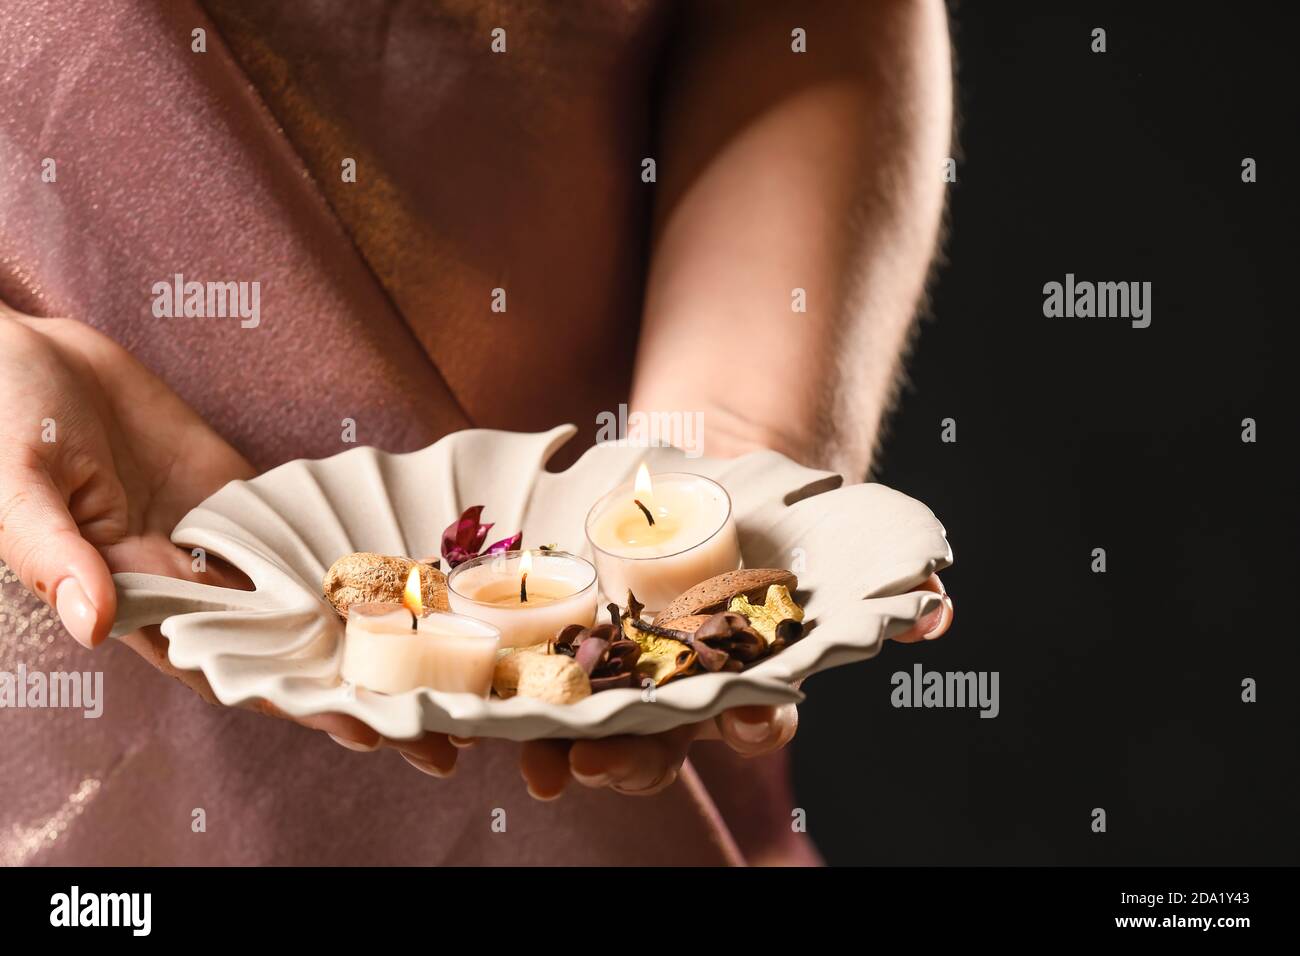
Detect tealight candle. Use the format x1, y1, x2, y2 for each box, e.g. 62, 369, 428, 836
447, 549, 598, 648
585, 465, 742, 612
340, 568, 500, 696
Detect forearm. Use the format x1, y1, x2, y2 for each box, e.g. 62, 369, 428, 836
628, 0, 952, 477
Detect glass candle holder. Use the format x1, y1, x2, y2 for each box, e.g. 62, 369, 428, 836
447, 550, 599, 648
585, 472, 742, 613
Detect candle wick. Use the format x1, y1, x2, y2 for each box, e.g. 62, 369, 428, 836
633, 499, 656, 526
410, 611, 418, 631
520, 572, 529, 604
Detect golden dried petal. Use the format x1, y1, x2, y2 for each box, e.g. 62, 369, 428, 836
728, 585, 804, 645
619, 590, 696, 685
631, 632, 696, 686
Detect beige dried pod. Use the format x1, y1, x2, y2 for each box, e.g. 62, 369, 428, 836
322, 552, 449, 618
508, 653, 592, 705
492, 648, 545, 699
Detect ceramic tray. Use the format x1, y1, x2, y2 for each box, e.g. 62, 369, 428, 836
109, 425, 952, 740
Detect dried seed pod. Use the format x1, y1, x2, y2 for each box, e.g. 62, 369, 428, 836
492, 649, 541, 699
510, 653, 592, 705
554, 622, 643, 692
322, 552, 449, 619
652, 569, 797, 626
589, 645, 642, 692
694, 612, 767, 663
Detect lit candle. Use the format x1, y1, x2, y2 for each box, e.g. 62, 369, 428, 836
447, 549, 598, 648
341, 567, 501, 695
584, 465, 741, 612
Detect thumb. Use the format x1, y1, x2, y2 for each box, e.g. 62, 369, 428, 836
714, 702, 799, 756
0, 462, 116, 649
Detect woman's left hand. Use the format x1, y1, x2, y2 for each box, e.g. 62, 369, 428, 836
516, 574, 954, 800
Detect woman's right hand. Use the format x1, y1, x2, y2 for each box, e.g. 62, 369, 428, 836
0, 308, 464, 774
0, 308, 257, 648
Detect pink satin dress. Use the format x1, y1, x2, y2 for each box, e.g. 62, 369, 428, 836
0, 0, 819, 865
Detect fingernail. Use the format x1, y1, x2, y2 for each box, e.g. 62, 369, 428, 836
449, 735, 476, 749
922, 596, 952, 639
571, 768, 612, 788
526, 783, 562, 802
56, 577, 97, 649
402, 752, 454, 778
328, 733, 380, 752
613, 768, 677, 796
729, 716, 775, 745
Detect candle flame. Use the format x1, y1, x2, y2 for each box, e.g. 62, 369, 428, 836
402, 565, 423, 617
635, 462, 653, 498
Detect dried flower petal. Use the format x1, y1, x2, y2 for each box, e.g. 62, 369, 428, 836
728, 584, 805, 648
634, 634, 697, 685
551, 620, 641, 691
441, 506, 523, 569
612, 591, 690, 685
573, 637, 610, 674
553, 624, 586, 655
486, 531, 522, 555
617, 590, 784, 684
694, 612, 767, 663
617, 592, 646, 636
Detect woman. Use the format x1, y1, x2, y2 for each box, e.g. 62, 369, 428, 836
0, 0, 952, 865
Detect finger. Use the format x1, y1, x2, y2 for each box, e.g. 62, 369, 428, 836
251, 699, 457, 776
254, 699, 383, 753
715, 702, 799, 756
309, 714, 384, 751
697, 676, 804, 744
120, 627, 458, 775
890, 574, 953, 644
520, 739, 572, 801
287, 707, 460, 778
385, 733, 459, 778
101, 534, 254, 592
569, 724, 697, 796
0, 461, 116, 648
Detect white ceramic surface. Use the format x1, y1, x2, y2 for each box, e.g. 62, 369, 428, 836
109, 425, 953, 741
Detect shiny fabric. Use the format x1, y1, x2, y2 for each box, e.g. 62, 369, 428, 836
0, 0, 813, 865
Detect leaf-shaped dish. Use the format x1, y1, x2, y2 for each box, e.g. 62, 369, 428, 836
110, 426, 952, 740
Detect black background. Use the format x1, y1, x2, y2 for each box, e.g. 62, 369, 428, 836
792, 2, 1299, 865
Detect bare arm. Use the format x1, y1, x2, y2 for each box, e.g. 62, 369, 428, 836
629, 0, 952, 477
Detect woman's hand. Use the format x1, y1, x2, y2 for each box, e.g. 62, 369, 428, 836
0, 311, 256, 647
0, 309, 463, 773
518, 574, 953, 799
